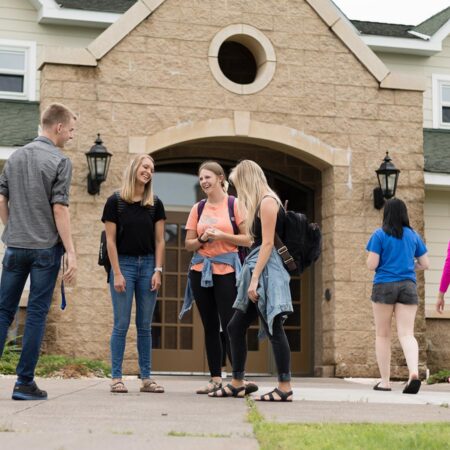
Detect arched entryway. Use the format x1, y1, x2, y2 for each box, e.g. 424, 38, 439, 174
150, 140, 321, 376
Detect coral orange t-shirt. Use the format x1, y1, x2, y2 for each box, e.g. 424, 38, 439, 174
185, 196, 244, 275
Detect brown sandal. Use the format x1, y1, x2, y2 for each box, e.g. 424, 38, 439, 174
196, 379, 222, 395
140, 379, 165, 393
110, 381, 128, 393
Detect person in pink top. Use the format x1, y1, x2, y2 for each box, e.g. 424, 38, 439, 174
184, 161, 252, 395
436, 241, 450, 314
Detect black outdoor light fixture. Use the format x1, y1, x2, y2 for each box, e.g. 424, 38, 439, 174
373, 152, 400, 210
85, 134, 112, 195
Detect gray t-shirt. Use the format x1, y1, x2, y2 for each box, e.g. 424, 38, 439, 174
0, 136, 72, 249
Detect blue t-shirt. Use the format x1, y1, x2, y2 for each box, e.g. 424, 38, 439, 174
366, 227, 427, 284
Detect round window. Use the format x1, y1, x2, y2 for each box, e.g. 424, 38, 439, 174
209, 24, 276, 95
218, 41, 257, 85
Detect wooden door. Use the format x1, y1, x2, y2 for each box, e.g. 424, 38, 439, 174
152, 211, 206, 371
152, 210, 311, 375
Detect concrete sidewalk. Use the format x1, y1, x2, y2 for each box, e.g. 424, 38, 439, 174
1, 376, 450, 449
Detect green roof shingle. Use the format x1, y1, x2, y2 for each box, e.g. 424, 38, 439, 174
351, 20, 417, 39
424, 128, 450, 174
0, 100, 40, 147
57, 0, 137, 14
414, 7, 450, 37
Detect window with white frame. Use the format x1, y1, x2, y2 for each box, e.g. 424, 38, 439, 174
432, 74, 450, 128
0, 40, 36, 101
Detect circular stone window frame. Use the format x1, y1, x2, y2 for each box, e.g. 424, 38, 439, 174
208, 24, 276, 95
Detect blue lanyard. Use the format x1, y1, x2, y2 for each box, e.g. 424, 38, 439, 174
60, 254, 67, 310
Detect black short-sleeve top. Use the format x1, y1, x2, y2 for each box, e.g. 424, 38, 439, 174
101, 194, 166, 256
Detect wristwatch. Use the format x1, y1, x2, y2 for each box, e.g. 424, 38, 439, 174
198, 235, 208, 244
154, 267, 163, 273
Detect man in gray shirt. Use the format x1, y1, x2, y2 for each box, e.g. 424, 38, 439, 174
0, 103, 77, 400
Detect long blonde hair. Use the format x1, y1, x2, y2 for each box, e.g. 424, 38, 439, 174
198, 161, 229, 193
229, 160, 281, 238
120, 154, 155, 206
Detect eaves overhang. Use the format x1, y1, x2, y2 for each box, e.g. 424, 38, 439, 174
360, 19, 450, 56
28, 0, 120, 29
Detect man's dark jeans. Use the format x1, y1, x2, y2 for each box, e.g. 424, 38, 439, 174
0, 244, 63, 383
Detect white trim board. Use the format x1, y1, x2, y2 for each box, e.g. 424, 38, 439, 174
0, 147, 18, 159
29, 0, 120, 28
360, 19, 450, 56
425, 172, 450, 189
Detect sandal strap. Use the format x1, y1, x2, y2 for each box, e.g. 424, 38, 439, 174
261, 388, 293, 401
211, 383, 244, 397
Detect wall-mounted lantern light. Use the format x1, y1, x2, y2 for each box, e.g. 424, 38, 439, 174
373, 152, 400, 209
85, 134, 112, 195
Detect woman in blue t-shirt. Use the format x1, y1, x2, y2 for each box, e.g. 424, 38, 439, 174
366, 198, 429, 394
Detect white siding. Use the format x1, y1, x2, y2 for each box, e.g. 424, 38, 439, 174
375, 35, 450, 129
0, 0, 102, 100
424, 190, 450, 317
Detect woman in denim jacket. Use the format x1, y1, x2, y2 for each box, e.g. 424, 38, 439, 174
102, 154, 166, 394
209, 160, 294, 402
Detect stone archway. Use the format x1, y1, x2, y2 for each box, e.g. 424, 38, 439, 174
128, 113, 350, 171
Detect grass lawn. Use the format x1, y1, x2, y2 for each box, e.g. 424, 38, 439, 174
248, 400, 450, 450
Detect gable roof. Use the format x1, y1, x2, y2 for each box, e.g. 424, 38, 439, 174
424, 128, 450, 174
38, 0, 425, 92
352, 7, 450, 40
414, 6, 450, 37
56, 0, 137, 14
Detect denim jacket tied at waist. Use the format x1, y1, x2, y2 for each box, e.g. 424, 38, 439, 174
233, 246, 292, 337
179, 252, 241, 319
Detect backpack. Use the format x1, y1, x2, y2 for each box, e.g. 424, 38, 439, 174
276, 209, 322, 275
197, 195, 249, 263
98, 191, 126, 277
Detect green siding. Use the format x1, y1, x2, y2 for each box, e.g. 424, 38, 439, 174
424, 128, 450, 174
0, 100, 39, 147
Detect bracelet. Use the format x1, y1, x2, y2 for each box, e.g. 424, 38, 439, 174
154, 267, 163, 273
197, 236, 208, 244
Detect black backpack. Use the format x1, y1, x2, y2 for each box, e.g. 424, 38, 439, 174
276, 209, 321, 275
98, 191, 126, 278
197, 195, 249, 263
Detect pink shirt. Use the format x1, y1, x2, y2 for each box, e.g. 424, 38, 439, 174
185, 196, 244, 275
439, 241, 450, 294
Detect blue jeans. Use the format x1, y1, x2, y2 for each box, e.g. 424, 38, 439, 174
0, 245, 63, 383
109, 254, 157, 379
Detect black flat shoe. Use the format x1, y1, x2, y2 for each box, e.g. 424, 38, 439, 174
403, 379, 421, 394
373, 382, 391, 391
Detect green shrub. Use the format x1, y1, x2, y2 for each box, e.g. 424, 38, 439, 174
427, 369, 450, 385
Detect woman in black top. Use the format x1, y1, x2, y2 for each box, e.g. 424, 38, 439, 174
102, 154, 166, 394
210, 160, 294, 402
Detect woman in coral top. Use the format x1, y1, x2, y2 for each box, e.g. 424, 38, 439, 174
181, 161, 252, 394
436, 241, 450, 314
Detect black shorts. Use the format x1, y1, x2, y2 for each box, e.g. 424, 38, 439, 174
371, 280, 418, 305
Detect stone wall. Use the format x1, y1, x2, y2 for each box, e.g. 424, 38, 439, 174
39, 0, 424, 377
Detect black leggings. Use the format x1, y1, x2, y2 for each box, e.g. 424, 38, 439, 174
189, 270, 236, 378
227, 301, 291, 382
